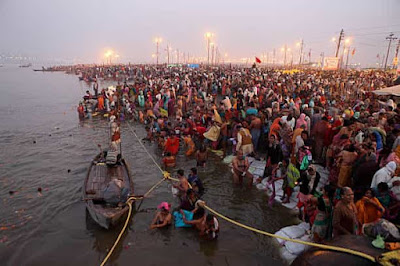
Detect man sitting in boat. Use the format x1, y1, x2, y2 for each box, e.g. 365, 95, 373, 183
103, 178, 129, 207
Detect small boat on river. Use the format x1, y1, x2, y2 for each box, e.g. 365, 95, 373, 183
83, 151, 134, 229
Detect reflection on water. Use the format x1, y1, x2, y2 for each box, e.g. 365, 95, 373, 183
0, 66, 297, 265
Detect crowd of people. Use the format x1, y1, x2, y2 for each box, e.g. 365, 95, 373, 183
77, 63, 400, 244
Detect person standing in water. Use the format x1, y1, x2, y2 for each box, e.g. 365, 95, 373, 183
196, 145, 208, 167
232, 150, 253, 187
150, 202, 172, 229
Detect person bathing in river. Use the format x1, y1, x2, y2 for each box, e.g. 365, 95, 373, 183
181, 208, 219, 240
196, 145, 208, 167
162, 152, 176, 168
188, 167, 204, 195
150, 202, 172, 229
232, 150, 253, 187
173, 169, 189, 197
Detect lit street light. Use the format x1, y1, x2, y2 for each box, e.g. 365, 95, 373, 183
104, 50, 114, 65
154, 37, 162, 65
296, 40, 304, 65
204, 32, 214, 65
281, 45, 290, 66
210, 43, 215, 65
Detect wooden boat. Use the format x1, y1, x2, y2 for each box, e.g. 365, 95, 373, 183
83, 152, 134, 229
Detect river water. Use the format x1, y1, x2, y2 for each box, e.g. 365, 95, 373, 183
0, 66, 298, 265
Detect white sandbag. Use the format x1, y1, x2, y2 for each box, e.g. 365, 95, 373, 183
297, 222, 310, 231
261, 178, 269, 186
256, 183, 266, 190
300, 234, 312, 251
281, 225, 306, 239
252, 168, 265, 177
281, 248, 298, 263
282, 201, 298, 210
285, 239, 306, 255
247, 157, 256, 164
274, 230, 290, 245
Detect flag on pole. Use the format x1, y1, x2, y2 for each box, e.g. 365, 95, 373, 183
351, 48, 356, 56
255, 57, 262, 63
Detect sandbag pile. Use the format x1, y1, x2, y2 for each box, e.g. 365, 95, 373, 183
274, 222, 312, 264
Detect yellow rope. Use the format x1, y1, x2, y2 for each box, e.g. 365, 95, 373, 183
126, 122, 165, 174
100, 123, 171, 266
100, 200, 134, 266
99, 177, 169, 266
200, 203, 375, 262
101, 122, 376, 265
168, 178, 375, 262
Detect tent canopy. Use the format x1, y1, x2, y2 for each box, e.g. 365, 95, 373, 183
373, 84, 400, 96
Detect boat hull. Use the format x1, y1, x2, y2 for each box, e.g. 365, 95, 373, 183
83, 154, 134, 229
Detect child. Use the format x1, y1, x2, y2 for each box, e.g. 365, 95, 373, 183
282, 160, 300, 204
143, 126, 153, 142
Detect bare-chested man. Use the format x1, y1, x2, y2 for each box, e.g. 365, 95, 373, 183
250, 115, 262, 152
196, 145, 208, 167
232, 150, 253, 187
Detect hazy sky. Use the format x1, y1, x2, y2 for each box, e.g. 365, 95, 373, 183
1, 0, 399, 66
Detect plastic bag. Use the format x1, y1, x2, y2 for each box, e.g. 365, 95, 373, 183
372, 235, 385, 249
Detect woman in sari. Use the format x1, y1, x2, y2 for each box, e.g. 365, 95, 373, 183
268, 118, 281, 139
327, 129, 351, 184
356, 189, 384, 226
312, 185, 335, 241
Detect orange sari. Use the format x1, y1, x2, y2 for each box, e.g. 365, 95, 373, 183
356, 197, 383, 225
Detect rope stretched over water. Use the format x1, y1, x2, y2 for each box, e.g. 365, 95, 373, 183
100, 122, 173, 266
100, 121, 376, 265
100, 200, 134, 266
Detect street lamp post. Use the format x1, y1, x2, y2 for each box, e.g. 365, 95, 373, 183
210, 43, 215, 65
154, 37, 162, 65
341, 38, 350, 69
296, 40, 304, 65
345, 46, 351, 69
281, 45, 288, 66
205, 32, 213, 65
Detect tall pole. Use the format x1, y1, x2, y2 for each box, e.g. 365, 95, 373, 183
394, 40, 400, 68
211, 45, 215, 65
207, 38, 210, 65
384, 33, 397, 70
320, 52, 324, 68
284, 44, 287, 66
156, 41, 159, 65
308, 49, 311, 63
335, 29, 344, 57
177, 49, 179, 64
216, 47, 219, 65
167, 44, 170, 65
299, 39, 304, 65
345, 47, 351, 69
290, 51, 293, 67
381, 53, 385, 69
273, 49, 276, 65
